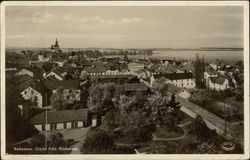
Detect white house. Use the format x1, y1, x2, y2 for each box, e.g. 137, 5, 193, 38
153, 72, 196, 89
208, 77, 229, 91
105, 69, 121, 75
53, 59, 66, 67
84, 66, 107, 76
20, 86, 47, 108
45, 70, 64, 81
162, 83, 191, 99
209, 63, 218, 71
38, 54, 51, 62
135, 68, 152, 80
204, 71, 218, 88
127, 62, 145, 73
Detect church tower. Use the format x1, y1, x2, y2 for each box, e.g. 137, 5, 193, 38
50, 38, 61, 53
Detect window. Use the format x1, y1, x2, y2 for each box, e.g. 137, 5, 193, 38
72, 121, 78, 128
50, 123, 54, 130
50, 123, 57, 130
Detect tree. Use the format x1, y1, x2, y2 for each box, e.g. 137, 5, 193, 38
88, 83, 121, 115
101, 109, 120, 130
197, 141, 218, 154
194, 54, 205, 88
80, 87, 89, 108
146, 93, 169, 126
164, 94, 181, 128
117, 95, 136, 113
29, 133, 46, 148
80, 70, 89, 80
50, 86, 66, 110
81, 129, 114, 154
118, 109, 153, 143
189, 115, 212, 141
29, 131, 71, 154
235, 84, 244, 101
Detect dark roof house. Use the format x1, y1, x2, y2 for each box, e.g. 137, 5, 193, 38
161, 83, 183, 95
8, 75, 33, 87
154, 72, 193, 80
123, 83, 149, 92
43, 80, 80, 90
84, 66, 106, 73
31, 109, 89, 125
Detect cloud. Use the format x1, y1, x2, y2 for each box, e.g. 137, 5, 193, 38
62, 15, 152, 25
31, 12, 56, 23
121, 18, 142, 23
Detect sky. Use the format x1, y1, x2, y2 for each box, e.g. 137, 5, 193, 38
5, 6, 244, 49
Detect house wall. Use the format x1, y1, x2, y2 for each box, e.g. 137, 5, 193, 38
92, 119, 97, 127
38, 55, 50, 62
20, 87, 43, 108
66, 122, 72, 129
35, 125, 42, 131
33, 121, 86, 132
55, 61, 64, 67
105, 69, 120, 75
45, 124, 50, 131
78, 121, 83, 127
63, 89, 81, 101
208, 79, 229, 91
171, 79, 195, 88
128, 63, 144, 73
57, 123, 64, 129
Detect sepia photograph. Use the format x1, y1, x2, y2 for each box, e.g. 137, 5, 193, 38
1, 1, 249, 159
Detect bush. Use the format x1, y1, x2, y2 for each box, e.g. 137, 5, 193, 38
81, 128, 114, 154
223, 88, 234, 97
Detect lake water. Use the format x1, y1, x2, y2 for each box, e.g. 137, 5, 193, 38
152, 50, 243, 64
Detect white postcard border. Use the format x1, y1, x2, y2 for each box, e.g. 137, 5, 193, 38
1, 1, 249, 160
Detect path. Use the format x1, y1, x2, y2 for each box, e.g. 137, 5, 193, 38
64, 127, 90, 154
152, 120, 192, 141
176, 96, 235, 140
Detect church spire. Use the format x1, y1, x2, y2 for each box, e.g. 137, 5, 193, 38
55, 38, 58, 46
